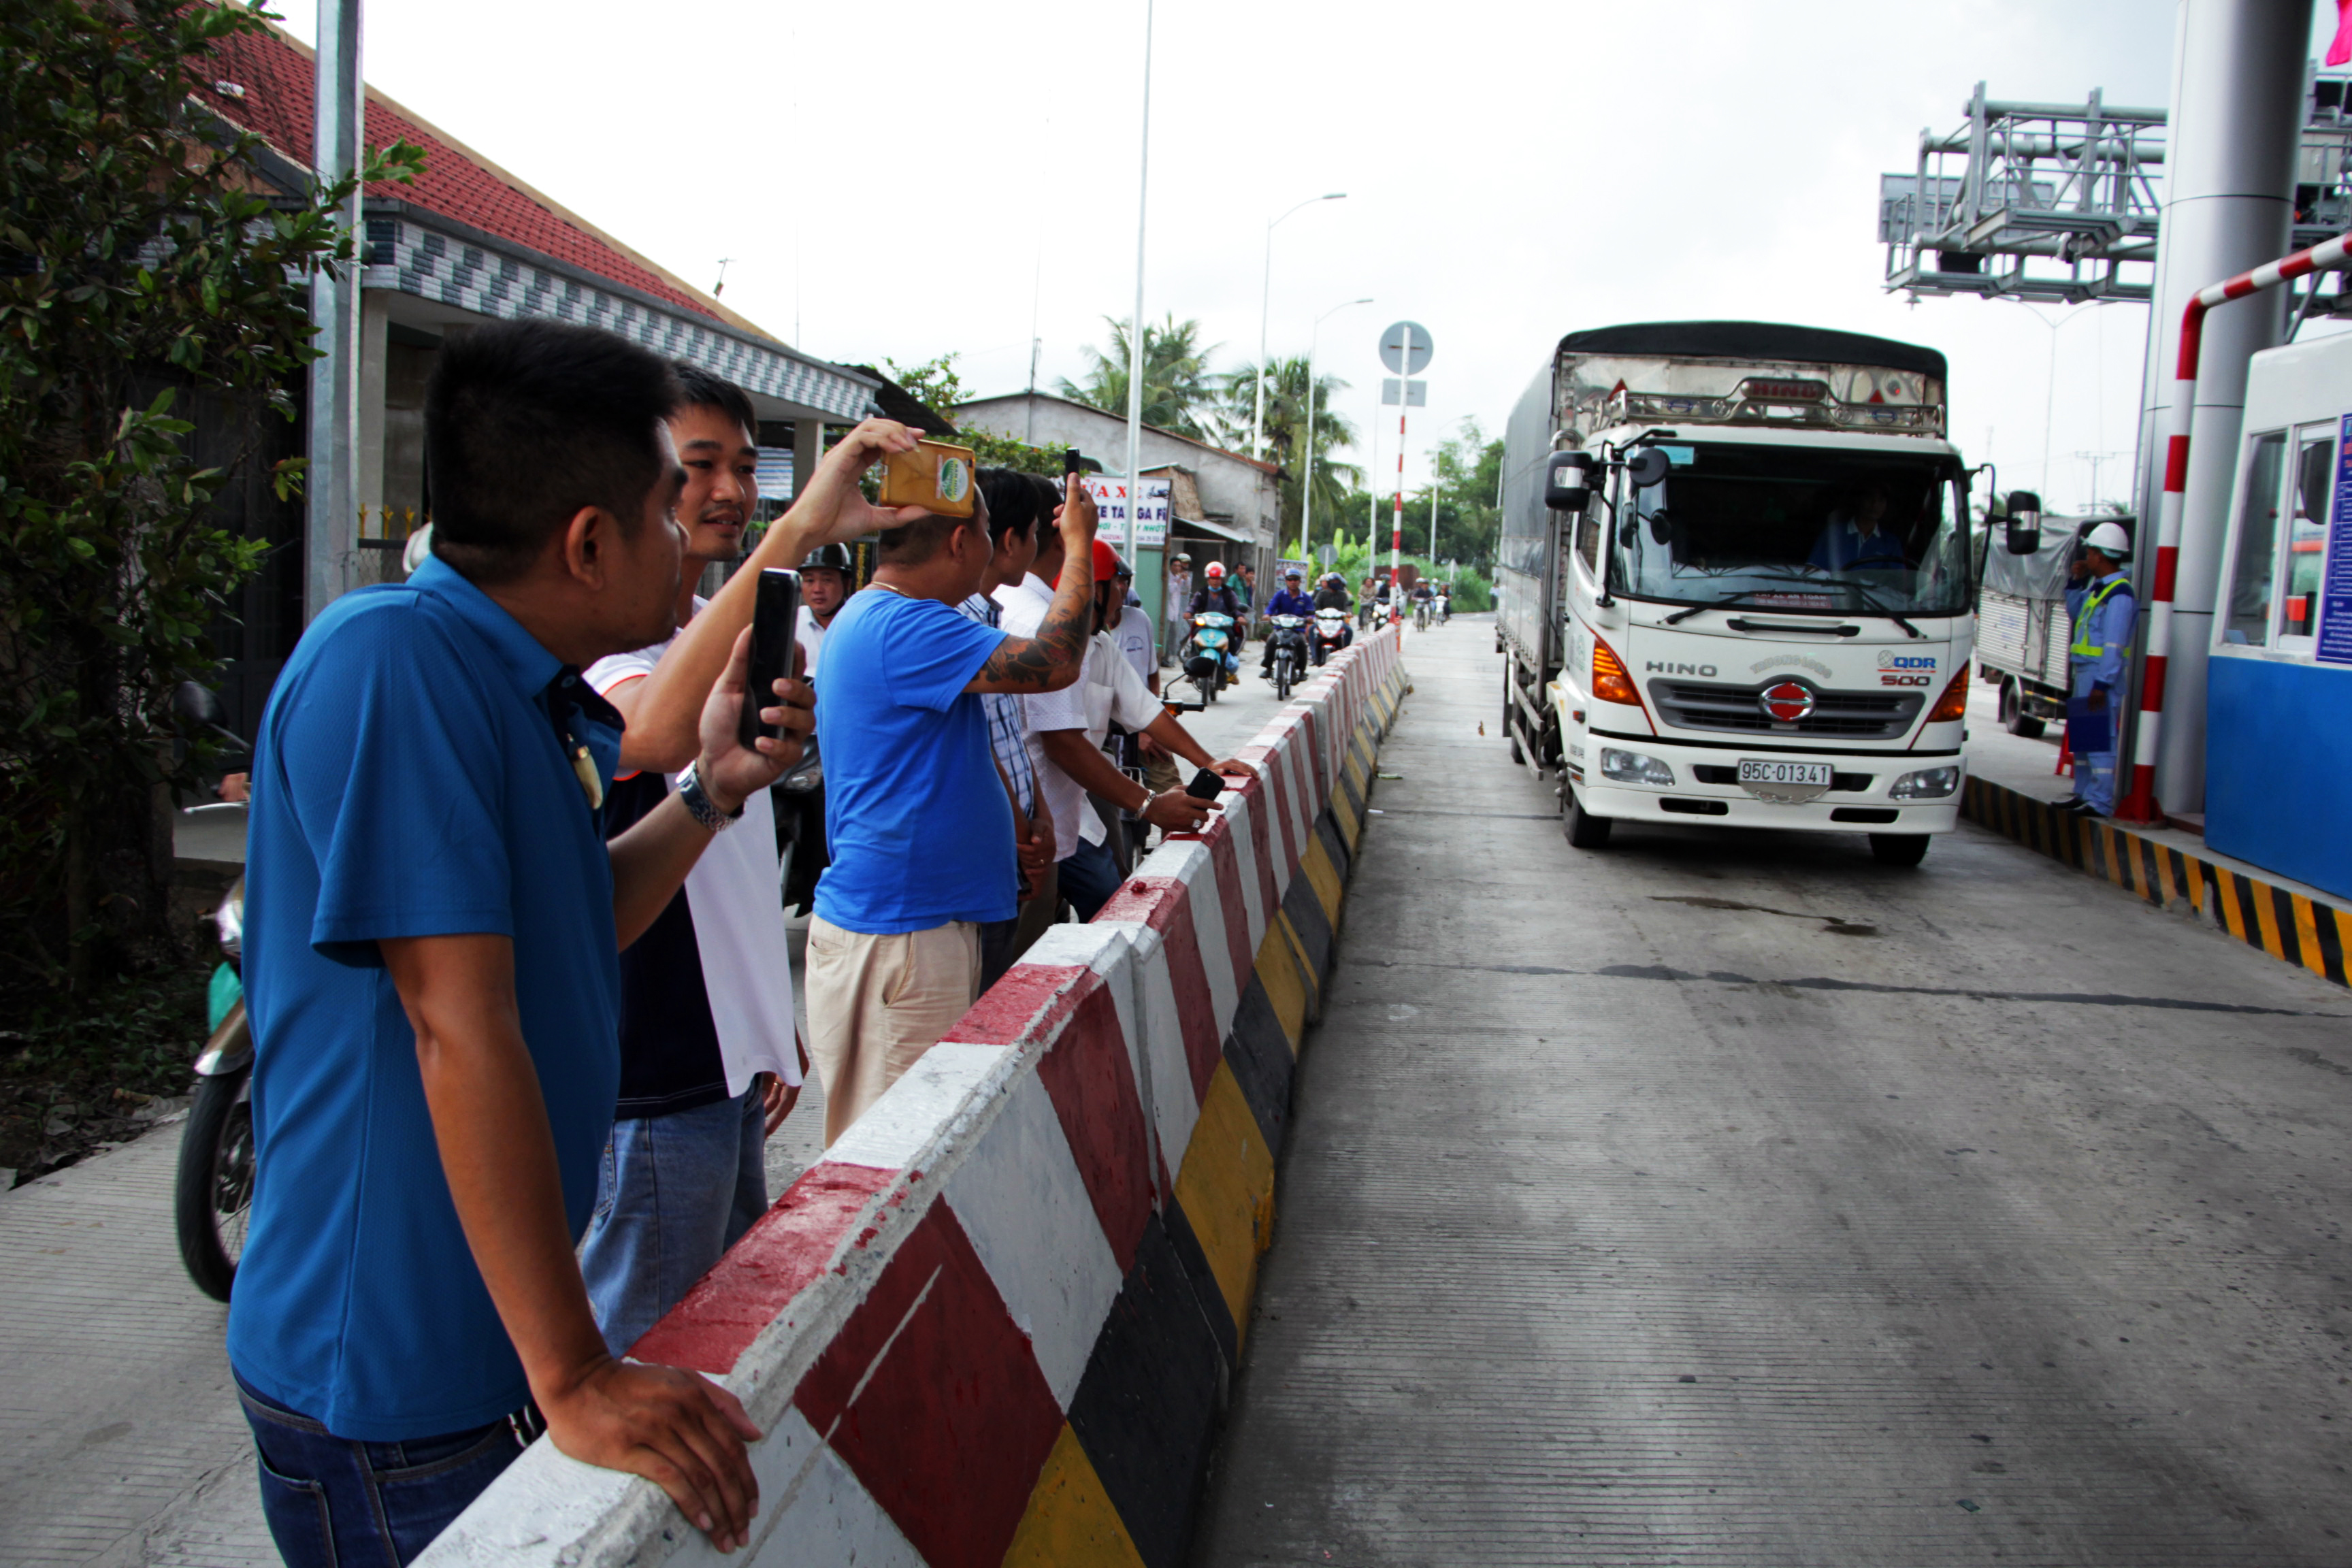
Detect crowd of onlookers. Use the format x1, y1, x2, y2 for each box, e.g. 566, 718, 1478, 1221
218, 319, 1262, 1567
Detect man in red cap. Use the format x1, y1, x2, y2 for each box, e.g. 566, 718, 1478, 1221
1032, 538, 1255, 920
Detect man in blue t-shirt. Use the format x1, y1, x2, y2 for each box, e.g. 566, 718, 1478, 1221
805, 475, 1100, 1144
229, 321, 800, 1563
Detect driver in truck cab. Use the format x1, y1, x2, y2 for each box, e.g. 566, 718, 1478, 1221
1808, 483, 1908, 572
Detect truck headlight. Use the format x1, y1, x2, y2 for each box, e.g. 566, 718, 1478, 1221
1599, 747, 1675, 787
1891, 766, 1959, 800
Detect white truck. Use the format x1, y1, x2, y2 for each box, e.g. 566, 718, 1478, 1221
1974, 508, 2134, 738
1497, 322, 1977, 866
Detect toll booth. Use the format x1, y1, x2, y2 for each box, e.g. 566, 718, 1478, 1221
2206, 331, 2352, 900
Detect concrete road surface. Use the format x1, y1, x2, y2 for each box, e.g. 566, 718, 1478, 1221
1194, 614, 2351, 1567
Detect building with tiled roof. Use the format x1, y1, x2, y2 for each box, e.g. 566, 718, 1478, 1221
191, 19, 879, 732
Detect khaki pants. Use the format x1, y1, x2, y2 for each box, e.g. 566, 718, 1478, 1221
806, 916, 981, 1147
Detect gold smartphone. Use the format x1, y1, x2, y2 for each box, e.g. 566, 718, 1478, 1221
877, 439, 977, 518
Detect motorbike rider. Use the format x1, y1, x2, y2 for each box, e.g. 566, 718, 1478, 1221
1312, 572, 1355, 653
795, 542, 852, 676
1260, 568, 1315, 678
1190, 559, 1244, 618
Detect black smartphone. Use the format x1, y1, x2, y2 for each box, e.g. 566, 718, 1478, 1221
1185, 767, 1226, 802
740, 568, 801, 749
1064, 447, 1083, 476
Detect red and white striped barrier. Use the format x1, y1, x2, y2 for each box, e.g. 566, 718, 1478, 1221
420, 627, 1409, 1568
2123, 229, 2352, 823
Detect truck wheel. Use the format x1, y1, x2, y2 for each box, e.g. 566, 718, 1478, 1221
1998, 679, 2044, 738
1561, 784, 1612, 848
1868, 833, 1930, 867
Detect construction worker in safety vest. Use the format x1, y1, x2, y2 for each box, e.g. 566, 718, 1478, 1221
2061, 521, 2136, 817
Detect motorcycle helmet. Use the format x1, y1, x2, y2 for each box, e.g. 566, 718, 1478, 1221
1205, 561, 1226, 580
1284, 568, 1303, 581
799, 542, 853, 574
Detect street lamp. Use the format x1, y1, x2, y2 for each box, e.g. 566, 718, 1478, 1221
1252, 192, 1345, 460
1301, 297, 1373, 562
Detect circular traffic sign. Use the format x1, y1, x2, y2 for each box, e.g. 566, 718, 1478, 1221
1378, 321, 1433, 375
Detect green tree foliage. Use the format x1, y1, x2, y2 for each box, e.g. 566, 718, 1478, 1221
880, 353, 1065, 476
1336, 418, 1504, 585
1214, 355, 1361, 551
0, 0, 421, 993
1060, 315, 1220, 440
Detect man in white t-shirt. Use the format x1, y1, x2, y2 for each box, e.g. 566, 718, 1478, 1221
1033, 538, 1255, 921
1162, 553, 1193, 666
579, 368, 922, 1354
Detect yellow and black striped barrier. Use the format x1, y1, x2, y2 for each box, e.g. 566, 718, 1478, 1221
1961, 774, 2350, 989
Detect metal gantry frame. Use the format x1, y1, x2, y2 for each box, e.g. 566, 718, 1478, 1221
1881, 77, 2352, 308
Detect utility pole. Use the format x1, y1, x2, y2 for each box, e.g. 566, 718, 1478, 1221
306, 0, 363, 622
1121, 0, 1154, 559
1253, 193, 1345, 459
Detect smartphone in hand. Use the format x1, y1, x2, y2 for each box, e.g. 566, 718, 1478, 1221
740, 568, 801, 749
1185, 767, 1226, 802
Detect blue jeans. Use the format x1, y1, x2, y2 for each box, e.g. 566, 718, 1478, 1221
1060, 836, 1124, 924
578, 1086, 768, 1358
235, 1371, 523, 1567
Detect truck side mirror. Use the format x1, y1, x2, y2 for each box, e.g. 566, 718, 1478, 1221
172, 681, 227, 730
2004, 489, 2042, 555
1626, 448, 1672, 488
1544, 451, 1595, 512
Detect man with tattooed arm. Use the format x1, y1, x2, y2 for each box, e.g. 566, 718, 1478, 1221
801, 472, 1100, 1143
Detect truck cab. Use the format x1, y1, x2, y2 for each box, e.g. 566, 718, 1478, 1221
1499, 323, 1975, 866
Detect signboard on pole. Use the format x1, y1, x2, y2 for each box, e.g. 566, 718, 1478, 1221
1083, 476, 1169, 551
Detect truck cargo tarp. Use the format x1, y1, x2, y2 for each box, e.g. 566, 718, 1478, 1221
1981, 518, 2098, 602
1555, 321, 1946, 380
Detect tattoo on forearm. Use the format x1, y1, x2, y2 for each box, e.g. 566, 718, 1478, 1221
977, 593, 1090, 690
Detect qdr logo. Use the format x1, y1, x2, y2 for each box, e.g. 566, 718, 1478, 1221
1878, 651, 1938, 671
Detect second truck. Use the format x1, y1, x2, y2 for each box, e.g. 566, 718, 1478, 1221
1497, 321, 1977, 866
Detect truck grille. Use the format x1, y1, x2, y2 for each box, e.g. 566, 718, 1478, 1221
1648, 679, 1922, 739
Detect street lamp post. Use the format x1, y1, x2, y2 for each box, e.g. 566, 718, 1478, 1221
1122, 0, 1156, 559
1300, 297, 1372, 563
1252, 193, 1345, 460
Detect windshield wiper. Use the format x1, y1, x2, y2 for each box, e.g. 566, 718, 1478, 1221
1663, 590, 1776, 625
1842, 583, 1925, 637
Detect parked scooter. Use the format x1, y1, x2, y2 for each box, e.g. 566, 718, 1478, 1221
1262, 613, 1309, 700
1310, 606, 1352, 666
177, 877, 253, 1302
165, 682, 255, 1303
771, 739, 826, 917
1183, 611, 1239, 704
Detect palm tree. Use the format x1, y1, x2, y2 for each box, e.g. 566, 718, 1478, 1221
1216, 355, 1361, 546
1060, 315, 1221, 440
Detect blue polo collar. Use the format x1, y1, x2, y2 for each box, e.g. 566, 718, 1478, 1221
406, 555, 564, 701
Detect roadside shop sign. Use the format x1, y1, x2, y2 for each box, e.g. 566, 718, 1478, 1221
1084, 475, 1170, 551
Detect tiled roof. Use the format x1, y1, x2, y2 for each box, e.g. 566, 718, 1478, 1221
202, 24, 721, 322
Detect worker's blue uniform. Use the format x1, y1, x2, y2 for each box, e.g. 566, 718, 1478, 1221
2063, 568, 2136, 815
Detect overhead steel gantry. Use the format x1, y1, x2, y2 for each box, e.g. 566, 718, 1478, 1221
1880, 78, 2352, 308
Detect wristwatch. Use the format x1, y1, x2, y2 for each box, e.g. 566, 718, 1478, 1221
676, 762, 744, 832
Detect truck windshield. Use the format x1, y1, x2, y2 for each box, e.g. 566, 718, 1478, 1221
1612, 444, 1971, 617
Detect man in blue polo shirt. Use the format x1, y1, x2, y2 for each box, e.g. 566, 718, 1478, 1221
804, 474, 1101, 1143
229, 321, 795, 1563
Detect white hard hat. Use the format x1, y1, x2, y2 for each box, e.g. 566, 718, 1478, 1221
2082, 521, 2132, 559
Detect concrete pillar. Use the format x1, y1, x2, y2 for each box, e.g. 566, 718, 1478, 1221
791, 416, 823, 506
304, 0, 364, 621
2130, 0, 2310, 813
356, 291, 390, 529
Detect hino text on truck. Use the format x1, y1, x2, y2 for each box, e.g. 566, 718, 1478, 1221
1497, 322, 1977, 867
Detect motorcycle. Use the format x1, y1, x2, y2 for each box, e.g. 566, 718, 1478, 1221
178, 873, 254, 1303
771, 739, 826, 917
165, 681, 255, 1303
1437, 593, 1451, 625
1413, 597, 1433, 631
1261, 614, 1309, 700
1183, 611, 1239, 704
1311, 606, 1352, 666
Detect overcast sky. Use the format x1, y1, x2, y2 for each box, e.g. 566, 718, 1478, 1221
275, 0, 2342, 517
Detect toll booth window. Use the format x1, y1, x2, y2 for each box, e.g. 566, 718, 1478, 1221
2285, 429, 2335, 642
2223, 434, 2285, 647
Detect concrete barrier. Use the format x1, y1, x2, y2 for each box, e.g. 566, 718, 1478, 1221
419, 627, 1409, 1568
